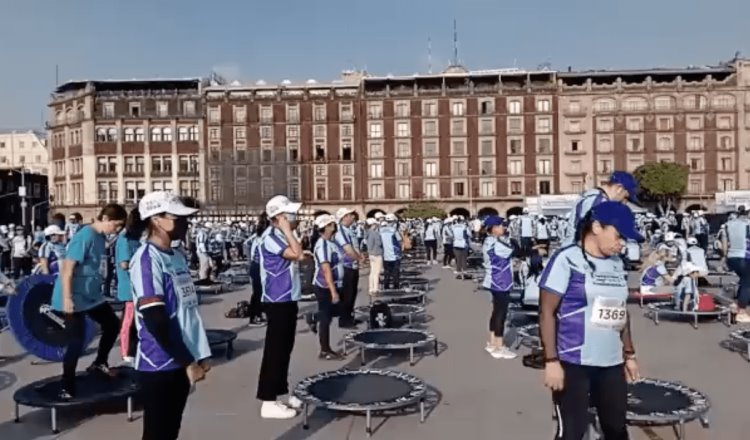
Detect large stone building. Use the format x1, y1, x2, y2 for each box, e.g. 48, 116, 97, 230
0, 130, 48, 175
47, 58, 750, 218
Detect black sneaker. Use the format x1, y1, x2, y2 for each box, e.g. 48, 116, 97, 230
318, 350, 343, 360
87, 362, 115, 377
305, 314, 318, 334
247, 317, 266, 327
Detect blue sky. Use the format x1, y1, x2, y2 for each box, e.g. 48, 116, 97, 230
1, 0, 748, 129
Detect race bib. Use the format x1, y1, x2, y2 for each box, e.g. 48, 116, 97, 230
590, 296, 627, 330
173, 272, 198, 309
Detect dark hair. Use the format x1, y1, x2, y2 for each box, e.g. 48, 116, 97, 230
256, 213, 270, 233
179, 196, 201, 210
124, 207, 146, 240
71, 212, 83, 221
97, 204, 128, 222
52, 213, 65, 222
575, 210, 598, 272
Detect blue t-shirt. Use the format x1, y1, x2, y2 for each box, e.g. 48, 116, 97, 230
51, 225, 106, 312
451, 224, 470, 249
482, 236, 514, 291
725, 218, 750, 259
424, 224, 439, 241
539, 244, 628, 367
640, 263, 668, 287
259, 227, 300, 302
115, 232, 141, 302
313, 238, 343, 289
380, 225, 402, 262
334, 224, 359, 269
130, 242, 211, 372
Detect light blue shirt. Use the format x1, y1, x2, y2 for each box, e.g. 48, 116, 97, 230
259, 227, 301, 302
442, 225, 453, 244
334, 223, 359, 270
451, 224, 470, 249
51, 225, 106, 312
130, 242, 211, 372
640, 263, 668, 287
520, 215, 534, 238
482, 236, 514, 291
725, 218, 750, 259
539, 244, 628, 367
563, 189, 609, 246
424, 223, 440, 241
313, 238, 343, 289
380, 225, 402, 262
38, 241, 65, 275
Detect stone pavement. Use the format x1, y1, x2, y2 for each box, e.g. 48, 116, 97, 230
0, 265, 748, 439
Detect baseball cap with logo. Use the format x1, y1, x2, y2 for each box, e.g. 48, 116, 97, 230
590, 201, 644, 243
609, 171, 639, 204
139, 191, 199, 219
314, 214, 336, 230
266, 195, 302, 218
336, 207, 356, 221
483, 215, 507, 228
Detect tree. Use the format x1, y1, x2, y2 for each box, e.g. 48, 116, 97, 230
633, 162, 689, 214
400, 203, 447, 219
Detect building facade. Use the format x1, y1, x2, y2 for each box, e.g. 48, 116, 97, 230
47, 79, 204, 220
0, 169, 50, 228
47, 59, 750, 218
0, 130, 49, 175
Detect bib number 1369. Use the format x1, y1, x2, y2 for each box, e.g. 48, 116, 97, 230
598, 308, 626, 321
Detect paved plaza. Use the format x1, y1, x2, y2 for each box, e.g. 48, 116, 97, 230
0, 265, 748, 440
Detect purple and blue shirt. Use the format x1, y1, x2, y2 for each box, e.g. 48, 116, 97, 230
259, 227, 301, 302
481, 235, 514, 292
313, 238, 343, 289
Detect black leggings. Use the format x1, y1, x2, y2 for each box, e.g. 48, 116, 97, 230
553, 362, 629, 440
425, 240, 438, 261
63, 302, 120, 394
340, 268, 359, 324
249, 262, 263, 319
257, 301, 298, 401
139, 368, 191, 440
443, 244, 454, 266
314, 286, 338, 352
489, 291, 510, 337
383, 260, 401, 290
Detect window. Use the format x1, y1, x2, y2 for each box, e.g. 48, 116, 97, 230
720, 135, 733, 149
265, 179, 277, 199
397, 141, 410, 157
571, 181, 582, 194
628, 137, 642, 152
690, 158, 702, 171
480, 100, 494, 115
684, 95, 707, 110
369, 183, 384, 199
107, 156, 117, 173
423, 141, 438, 156
341, 125, 353, 137
313, 105, 326, 122
568, 120, 581, 133
509, 139, 522, 155
285, 105, 300, 123
314, 142, 325, 161
156, 102, 169, 117
480, 160, 494, 175
567, 101, 581, 113
287, 125, 299, 138
208, 107, 220, 123
509, 160, 522, 175
508, 100, 522, 114
233, 106, 246, 123
423, 101, 437, 117
536, 99, 551, 112
658, 117, 672, 131
135, 127, 145, 142
689, 180, 702, 194
97, 157, 108, 173
162, 127, 173, 142
123, 127, 136, 143
654, 96, 675, 111
368, 103, 382, 119
597, 118, 613, 131
151, 156, 161, 173
536, 117, 551, 133
452, 160, 467, 175
397, 183, 410, 199
98, 182, 108, 201
288, 180, 300, 201
599, 159, 612, 174
593, 99, 615, 112
369, 162, 383, 178
537, 138, 552, 154
626, 118, 642, 131
313, 125, 326, 138
687, 116, 703, 130
103, 103, 114, 118
260, 126, 272, 139
537, 159, 551, 175
451, 101, 464, 116
480, 180, 494, 197
129, 102, 141, 117
597, 138, 611, 152
137, 156, 146, 173
539, 181, 551, 195
480, 139, 494, 156
209, 128, 220, 141
340, 103, 353, 121
177, 126, 188, 141
451, 140, 466, 156
623, 97, 648, 112
396, 122, 410, 137
260, 107, 273, 123
657, 136, 671, 151
182, 101, 196, 116
395, 101, 410, 118
369, 122, 382, 138
689, 136, 702, 150
453, 182, 466, 196
369, 142, 383, 158
342, 179, 354, 200
451, 119, 465, 136
424, 182, 439, 198
125, 181, 136, 202
342, 164, 354, 176
717, 116, 733, 129
510, 181, 522, 195
479, 118, 494, 134
342, 143, 352, 160
151, 127, 163, 142
423, 120, 438, 136
713, 94, 735, 109
722, 179, 735, 191
423, 161, 438, 177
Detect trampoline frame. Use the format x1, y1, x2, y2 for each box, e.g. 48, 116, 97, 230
344, 328, 439, 366
370, 288, 427, 306
206, 329, 237, 360
354, 304, 426, 328
294, 368, 427, 436
13, 369, 138, 434
513, 323, 540, 350
195, 284, 224, 295
647, 302, 731, 329
728, 327, 750, 361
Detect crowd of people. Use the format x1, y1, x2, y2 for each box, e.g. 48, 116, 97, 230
4, 167, 750, 439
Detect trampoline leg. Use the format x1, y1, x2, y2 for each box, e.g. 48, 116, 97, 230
746, 343, 750, 362
14, 403, 19, 423
693, 314, 699, 330
226, 341, 234, 360
302, 403, 309, 430
434, 340, 439, 357
51, 408, 58, 434
653, 312, 660, 325
343, 340, 347, 356
360, 348, 365, 366
408, 313, 413, 326
419, 398, 425, 423
365, 409, 372, 436
409, 347, 415, 366
678, 420, 685, 439
127, 397, 133, 422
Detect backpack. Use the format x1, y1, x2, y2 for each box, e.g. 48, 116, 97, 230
697, 293, 716, 312
369, 302, 393, 329
225, 301, 251, 318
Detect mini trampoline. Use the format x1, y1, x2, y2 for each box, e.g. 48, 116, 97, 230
646, 302, 730, 329
217, 272, 250, 285
344, 328, 438, 366
294, 368, 427, 436
728, 328, 750, 361
628, 290, 674, 308
354, 304, 426, 327
380, 270, 422, 280
590, 379, 710, 440
513, 323, 541, 349
371, 288, 427, 306
13, 367, 139, 434
206, 329, 237, 360
194, 282, 224, 295
399, 277, 430, 290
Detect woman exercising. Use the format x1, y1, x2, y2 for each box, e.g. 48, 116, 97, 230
129, 191, 211, 440
539, 201, 642, 440
309, 214, 344, 359
51, 203, 127, 400
481, 215, 517, 360
639, 248, 674, 297
115, 208, 145, 365
36, 225, 66, 275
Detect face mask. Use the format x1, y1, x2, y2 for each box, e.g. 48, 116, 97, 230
169, 217, 189, 241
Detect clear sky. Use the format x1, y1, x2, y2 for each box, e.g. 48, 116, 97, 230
0, 0, 748, 129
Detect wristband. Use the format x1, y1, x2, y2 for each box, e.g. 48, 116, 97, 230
544, 357, 559, 363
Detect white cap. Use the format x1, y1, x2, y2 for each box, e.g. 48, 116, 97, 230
366, 218, 377, 226
139, 191, 199, 219
266, 195, 301, 218
385, 213, 397, 222
374, 212, 385, 219
314, 214, 336, 230
44, 225, 65, 236
665, 232, 676, 242
204, 222, 213, 228
522, 208, 529, 214
336, 207, 355, 221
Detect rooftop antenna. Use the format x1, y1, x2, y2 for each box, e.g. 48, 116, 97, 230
427, 36, 433, 74
452, 19, 459, 66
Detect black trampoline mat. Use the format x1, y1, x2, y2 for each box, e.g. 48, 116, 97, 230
14, 368, 139, 407
308, 374, 414, 406
628, 383, 693, 415
352, 330, 429, 345
207, 329, 237, 345
386, 305, 422, 314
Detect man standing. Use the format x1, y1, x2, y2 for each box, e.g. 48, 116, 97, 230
334, 208, 364, 328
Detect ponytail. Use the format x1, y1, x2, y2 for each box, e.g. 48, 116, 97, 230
125, 207, 147, 240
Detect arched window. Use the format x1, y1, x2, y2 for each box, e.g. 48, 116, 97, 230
107, 128, 118, 142
189, 126, 199, 141
55, 111, 64, 124
654, 96, 676, 111
151, 127, 163, 142
66, 108, 75, 122
124, 128, 135, 142
77, 105, 85, 120
178, 126, 189, 141
96, 128, 107, 142
712, 94, 735, 109
683, 95, 707, 110
622, 97, 648, 112
593, 98, 616, 112
162, 127, 173, 142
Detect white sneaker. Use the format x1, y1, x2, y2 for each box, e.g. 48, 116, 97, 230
121, 357, 134, 367
494, 347, 518, 360
287, 395, 304, 410
484, 344, 497, 354
442, 265, 451, 269
261, 401, 297, 419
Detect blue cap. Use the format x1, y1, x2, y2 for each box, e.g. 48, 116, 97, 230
609, 171, 639, 204
590, 201, 644, 242
484, 215, 506, 228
